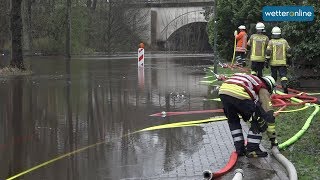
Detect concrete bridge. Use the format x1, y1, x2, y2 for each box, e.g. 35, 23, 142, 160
129, 0, 214, 49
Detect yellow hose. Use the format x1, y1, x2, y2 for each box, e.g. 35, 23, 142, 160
231, 36, 236, 65
6, 116, 227, 180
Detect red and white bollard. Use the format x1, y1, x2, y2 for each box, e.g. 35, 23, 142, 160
138, 43, 145, 88
138, 47, 144, 67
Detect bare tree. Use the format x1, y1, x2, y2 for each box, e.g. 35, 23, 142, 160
10, 0, 25, 69
66, 0, 71, 58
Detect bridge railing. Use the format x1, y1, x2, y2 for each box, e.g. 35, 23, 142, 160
122, 0, 214, 7
141, 0, 213, 2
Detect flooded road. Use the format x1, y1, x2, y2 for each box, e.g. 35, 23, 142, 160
0, 54, 222, 180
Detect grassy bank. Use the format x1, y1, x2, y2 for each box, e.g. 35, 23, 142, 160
276, 106, 320, 179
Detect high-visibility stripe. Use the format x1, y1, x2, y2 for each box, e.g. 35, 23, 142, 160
269, 39, 287, 66
219, 84, 251, 99
233, 136, 244, 142
231, 129, 242, 135
251, 71, 257, 75
247, 131, 262, 144
223, 73, 264, 102
247, 131, 262, 142
236, 73, 260, 86
231, 77, 254, 89
281, 77, 288, 81
248, 138, 261, 143
227, 79, 252, 89
225, 80, 258, 101
250, 34, 268, 62
267, 125, 275, 132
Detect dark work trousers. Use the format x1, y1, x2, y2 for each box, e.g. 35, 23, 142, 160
235, 51, 246, 65
271, 66, 288, 93
251, 61, 265, 77
219, 94, 256, 152
270, 66, 287, 81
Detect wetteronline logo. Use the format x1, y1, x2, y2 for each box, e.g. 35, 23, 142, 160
263, 6, 314, 21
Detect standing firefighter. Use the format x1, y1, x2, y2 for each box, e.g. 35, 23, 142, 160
265, 26, 291, 94
218, 73, 278, 157
247, 22, 269, 77
235, 25, 248, 67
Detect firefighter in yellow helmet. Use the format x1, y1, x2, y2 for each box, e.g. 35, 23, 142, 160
265, 26, 291, 94
247, 22, 269, 77
219, 74, 278, 157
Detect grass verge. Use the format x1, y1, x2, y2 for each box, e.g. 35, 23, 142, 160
0, 67, 33, 76
276, 106, 320, 179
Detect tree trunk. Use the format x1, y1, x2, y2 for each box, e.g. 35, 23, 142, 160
22, 0, 32, 54
87, 0, 92, 9
10, 0, 25, 69
66, 0, 71, 58
92, 0, 97, 11
107, 1, 112, 55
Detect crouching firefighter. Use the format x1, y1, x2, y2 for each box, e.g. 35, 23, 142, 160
218, 73, 278, 157
265, 26, 292, 94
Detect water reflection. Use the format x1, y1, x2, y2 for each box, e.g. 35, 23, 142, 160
0, 55, 217, 179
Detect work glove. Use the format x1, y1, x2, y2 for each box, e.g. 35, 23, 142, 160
264, 110, 275, 123
250, 119, 260, 134
249, 112, 259, 134
234, 30, 238, 36
287, 57, 292, 66
250, 112, 267, 133
257, 117, 268, 133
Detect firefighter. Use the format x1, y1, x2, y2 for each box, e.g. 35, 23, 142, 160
235, 25, 248, 67
247, 22, 269, 77
265, 26, 291, 94
218, 73, 278, 157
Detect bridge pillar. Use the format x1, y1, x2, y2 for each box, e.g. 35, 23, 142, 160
151, 10, 158, 49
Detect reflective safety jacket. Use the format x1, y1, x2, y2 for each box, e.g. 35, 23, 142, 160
236, 31, 247, 52
247, 34, 269, 62
219, 73, 267, 102
266, 38, 290, 66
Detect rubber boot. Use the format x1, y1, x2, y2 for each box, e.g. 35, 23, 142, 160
246, 147, 268, 158
242, 60, 246, 67
235, 141, 246, 156
236, 56, 242, 65
281, 80, 288, 94
246, 129, 268, 158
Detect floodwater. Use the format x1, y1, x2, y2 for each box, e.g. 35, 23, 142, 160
0, 54, 222, 180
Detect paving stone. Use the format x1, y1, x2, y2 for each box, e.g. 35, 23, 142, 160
149, 120, 289, 180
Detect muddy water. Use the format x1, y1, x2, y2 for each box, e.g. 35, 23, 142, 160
0, 55, 222, 180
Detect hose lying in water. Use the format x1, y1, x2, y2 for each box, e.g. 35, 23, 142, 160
149, 109, 224, 117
